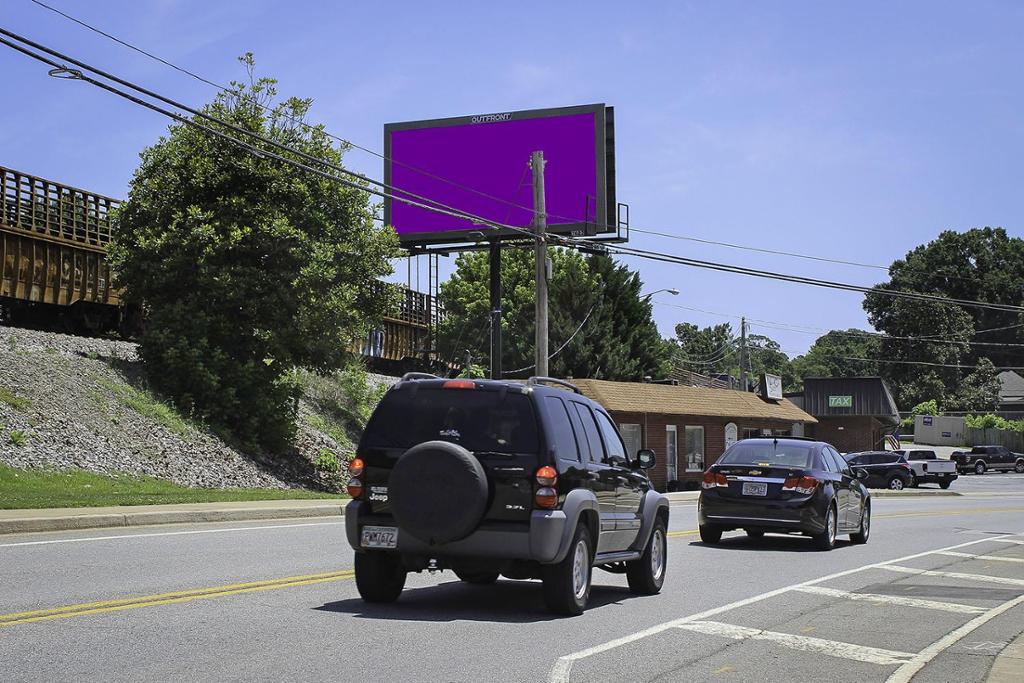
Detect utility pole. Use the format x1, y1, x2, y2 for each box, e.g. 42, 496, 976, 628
739, 317, 748, 392
489, 241, 502, 379
532, 151, 549, 377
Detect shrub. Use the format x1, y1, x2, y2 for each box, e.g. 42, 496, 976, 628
313, 448, 342, 474
9, 430, 28, 446
109, 57, 398, 452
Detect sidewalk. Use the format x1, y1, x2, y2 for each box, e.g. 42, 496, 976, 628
0, 487, 961, 535
0, 499, 346, 535
988, 630, 1024, 683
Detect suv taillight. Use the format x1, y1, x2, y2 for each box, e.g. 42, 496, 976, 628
347, 478, 363, 498
535, 466, 558, 508
349, 457, 365, 477
702, 471, 728, 489
782, 475, 820, 494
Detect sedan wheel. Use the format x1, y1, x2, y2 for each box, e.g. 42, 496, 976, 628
812, 505, 837, 551
851, 505, 870, 544
888, 476, 905, 490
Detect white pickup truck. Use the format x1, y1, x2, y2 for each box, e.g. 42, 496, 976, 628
896, 449, 959, 489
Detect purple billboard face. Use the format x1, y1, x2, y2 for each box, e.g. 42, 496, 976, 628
384, 104, 612, 245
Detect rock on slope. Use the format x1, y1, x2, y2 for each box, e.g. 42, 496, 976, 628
0, 327, 394, 490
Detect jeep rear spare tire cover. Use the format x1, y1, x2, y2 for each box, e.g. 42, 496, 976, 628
388, 440, 489, 545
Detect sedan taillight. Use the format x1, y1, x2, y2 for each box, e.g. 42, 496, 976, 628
702, 471, 728, 489
782, 475, 820, 494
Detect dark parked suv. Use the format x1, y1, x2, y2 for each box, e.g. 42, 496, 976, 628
344, 374, 670, 615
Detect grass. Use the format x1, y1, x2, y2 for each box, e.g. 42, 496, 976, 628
0, 386, 31, 412
98, 379, 191, 436
0, 464, 346, 509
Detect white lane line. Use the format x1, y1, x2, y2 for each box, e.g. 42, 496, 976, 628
991, 538, 1024, 545
0, 521, 344, 548
879, 565, 1024, 587
792, 585, 987, 614
937, 550, 1024, 564
886, 592, 1024, 683
548, 533, 1019, 683
675, 620, 915, 666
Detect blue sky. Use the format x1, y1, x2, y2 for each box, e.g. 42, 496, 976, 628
3, 0, 1021, 357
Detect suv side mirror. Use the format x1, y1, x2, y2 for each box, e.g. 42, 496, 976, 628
636, 449, 656, 470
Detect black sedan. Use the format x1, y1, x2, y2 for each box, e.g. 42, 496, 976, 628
698, 438, 870, 551
843, 451, 914, 490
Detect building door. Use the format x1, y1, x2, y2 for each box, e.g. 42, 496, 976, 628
685, 426, 705, 472
665, 425, 678, 482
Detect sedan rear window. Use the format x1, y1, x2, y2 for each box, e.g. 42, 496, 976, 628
719, 442, 815, 469
363, 387, 539, 454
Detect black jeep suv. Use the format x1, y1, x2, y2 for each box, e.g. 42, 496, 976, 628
344, 374, 670, 615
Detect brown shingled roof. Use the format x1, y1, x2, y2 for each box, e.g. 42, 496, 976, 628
569, 379, 816, 423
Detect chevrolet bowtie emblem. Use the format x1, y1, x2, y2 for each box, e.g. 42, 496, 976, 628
749, 470, 762, 475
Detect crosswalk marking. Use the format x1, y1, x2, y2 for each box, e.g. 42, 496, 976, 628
792, 585, 986, 614
879, 565, 1024, 587
936, 550, 1024, 564
674, 620, 915, 666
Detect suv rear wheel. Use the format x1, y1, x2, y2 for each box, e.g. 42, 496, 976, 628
355, 551, 406, 602
627, 517, 667, 595
975, 461, 987, 475
542, 525, 592, 616
699, 524, 723, 544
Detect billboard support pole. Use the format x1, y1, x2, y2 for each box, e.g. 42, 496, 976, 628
532, 150, 549, 377
489, 240, 502, 379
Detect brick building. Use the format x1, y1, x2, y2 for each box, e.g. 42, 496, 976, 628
572, 379, 816, 491
786, 377, 900, 454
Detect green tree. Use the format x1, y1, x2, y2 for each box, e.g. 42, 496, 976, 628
948, 358, 1002, 412
864, 228, 1024, 368
745, 334, 797, 391
436, 250, 669, 380
672, 322, 735, 376
791, 330, 882, 387
110, 59, 398, 450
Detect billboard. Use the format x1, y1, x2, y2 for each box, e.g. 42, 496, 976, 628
384, 104, 615, 246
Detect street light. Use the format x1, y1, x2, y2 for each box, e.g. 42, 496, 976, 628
640, 288, 680, 300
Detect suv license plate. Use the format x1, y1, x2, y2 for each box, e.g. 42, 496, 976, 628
742, 482, 768, 496
361, 525, 398, 549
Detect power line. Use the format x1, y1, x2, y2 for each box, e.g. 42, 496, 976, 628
599, 242, 1024, 314
0, 28, 520, 237
655, 300, 1024, 350
27, 0, 985, 283
9, 24, 1024, 321
30, 0, 1024, 306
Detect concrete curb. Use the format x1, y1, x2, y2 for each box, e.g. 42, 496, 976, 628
987, 630, 1024, 683
0, 503, 346, 536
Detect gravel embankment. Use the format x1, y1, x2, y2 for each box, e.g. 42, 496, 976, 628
0, 327, 394, 489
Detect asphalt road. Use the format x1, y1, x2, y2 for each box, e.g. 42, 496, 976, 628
2, 489, 1023, 682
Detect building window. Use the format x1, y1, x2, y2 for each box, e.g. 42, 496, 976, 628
685, 426, 704, 472
665, 425, 678, 482
619, 423, 641, 461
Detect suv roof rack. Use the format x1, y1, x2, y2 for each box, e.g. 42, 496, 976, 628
528, 376, 582, 394
400, 372, 439, 382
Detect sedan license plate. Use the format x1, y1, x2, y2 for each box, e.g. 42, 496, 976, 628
361, 525, 398, 549
742, 481, 768, 497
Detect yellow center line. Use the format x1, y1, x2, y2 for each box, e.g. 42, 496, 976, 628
5, 506, 1022, 629
0, 569, 354, 628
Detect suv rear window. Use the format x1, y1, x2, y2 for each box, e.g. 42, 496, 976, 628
363, 388, 539, 454
718, 442, 815, 469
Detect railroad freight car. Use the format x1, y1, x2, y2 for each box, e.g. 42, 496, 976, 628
0, 165, 130, 333
0, 164, 440, 370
